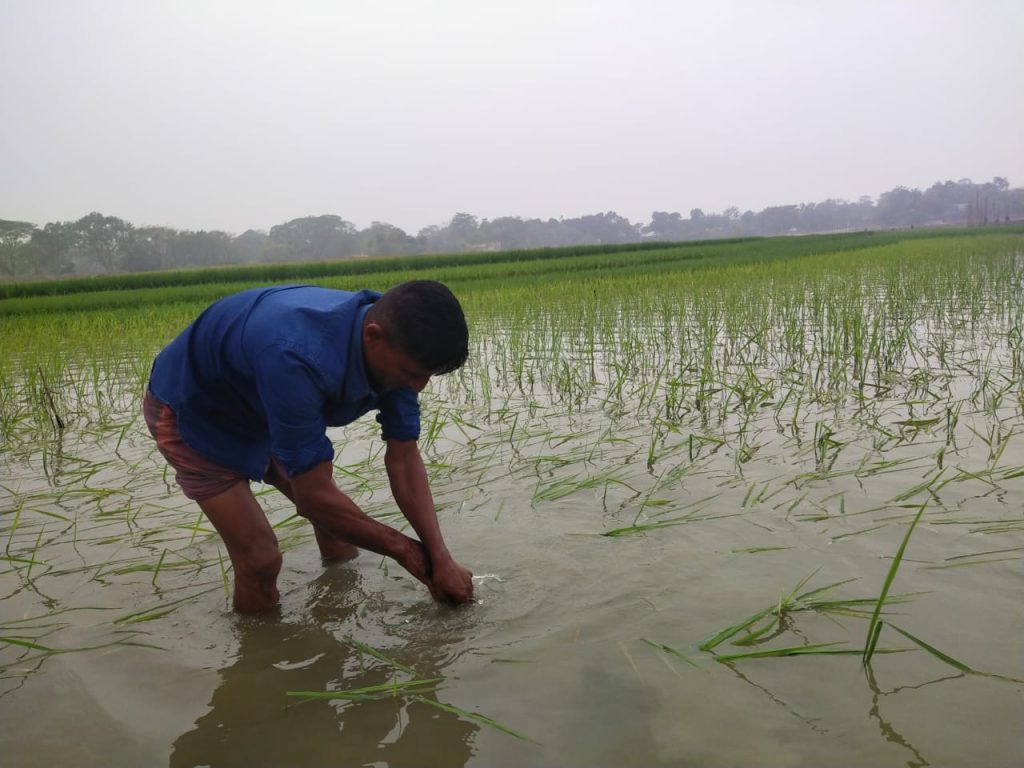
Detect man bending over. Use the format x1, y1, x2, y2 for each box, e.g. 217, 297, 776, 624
143, 280, 474, 611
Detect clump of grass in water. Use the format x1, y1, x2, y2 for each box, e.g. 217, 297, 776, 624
857, 503, 1024, 684
1, 607, 166, 677
688, 570, 918, 662
675, 515, 1024, 682
286, 636, 538, 744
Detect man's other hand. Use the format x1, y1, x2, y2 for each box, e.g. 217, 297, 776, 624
398, 538, 432, 586
429, 558, 474, 605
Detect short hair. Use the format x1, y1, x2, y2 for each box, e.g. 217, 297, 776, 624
368, 280, 469, 374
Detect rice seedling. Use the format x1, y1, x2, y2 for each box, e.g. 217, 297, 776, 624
863, 503, 927, 664
286, 635, 539, 743
690, 570, 922, 665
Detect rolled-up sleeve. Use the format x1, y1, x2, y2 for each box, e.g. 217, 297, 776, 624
254, 345, 334, 476
376, 388, 421, 442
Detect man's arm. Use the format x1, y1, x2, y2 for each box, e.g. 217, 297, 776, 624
289, 461, 431, 585
384, 438, 474, 604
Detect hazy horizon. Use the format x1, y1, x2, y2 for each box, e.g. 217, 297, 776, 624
3, 0, 1022, 235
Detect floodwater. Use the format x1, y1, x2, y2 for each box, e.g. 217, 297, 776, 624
2, 313, 1023, 767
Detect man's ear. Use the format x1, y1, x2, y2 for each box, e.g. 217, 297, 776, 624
363, 321, 387, 346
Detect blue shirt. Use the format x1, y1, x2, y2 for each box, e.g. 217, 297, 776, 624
148, 285, 421, 480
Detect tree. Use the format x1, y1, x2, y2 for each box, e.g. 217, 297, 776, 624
0, 219, 36, 276
876, 187, 925, 227
357, 222, 419, 256
75, 212, 133, 272
446, 213, 480, 250
417, 213, 481, 253
27, 221, 78, 275
173, 230, 233, 267
121, 226, 177, 272
267, 215, 357, 262
642, 211, 685, 240
759, 205, 801, 235
478, 216, 528, 250
1007, 188, 1024, 221
563, 211, 639, 244
686, 208, 712, 236
230, 229, 268, 263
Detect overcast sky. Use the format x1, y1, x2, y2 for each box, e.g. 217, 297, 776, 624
2, 0, 1022, 234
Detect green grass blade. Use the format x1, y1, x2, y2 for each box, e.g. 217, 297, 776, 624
114, 586, 220, 624
0, 636, 58, 653
715, 642, 856, 661
344, 637, 416, 675
601, 518, 689, 536
729, 615, 781, 647
886, 624, 975, 674
699, 605, 775, 651
287, 678, 442, 701
0, 555, 46, 566
782, 567, 822, 605
863, 502, 926, 664
412, 695, 540, 744
794, 577, 859, 603
640, 638, 703, 669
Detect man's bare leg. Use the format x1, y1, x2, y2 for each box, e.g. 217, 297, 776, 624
311, 524, 360, 562
264, 461, 359, 562
197, 482, 283, 612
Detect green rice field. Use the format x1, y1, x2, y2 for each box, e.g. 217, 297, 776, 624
2, 228, 1023, 766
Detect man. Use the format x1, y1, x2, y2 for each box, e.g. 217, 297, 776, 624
143, 279, 474, 611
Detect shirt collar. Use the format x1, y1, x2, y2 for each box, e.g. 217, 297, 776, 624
346, 301, 379, 401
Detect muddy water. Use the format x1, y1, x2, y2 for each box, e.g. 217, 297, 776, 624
2, 342, 1024, 767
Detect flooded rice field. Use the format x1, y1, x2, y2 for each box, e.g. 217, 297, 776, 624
2, 241, 1023, 767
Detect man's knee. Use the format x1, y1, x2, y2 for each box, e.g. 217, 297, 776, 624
235, 542, 283, 580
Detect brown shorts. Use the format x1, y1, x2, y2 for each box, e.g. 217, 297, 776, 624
143, 389, 247, 501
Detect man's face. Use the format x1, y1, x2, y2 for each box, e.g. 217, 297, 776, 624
363, 322, 434, 393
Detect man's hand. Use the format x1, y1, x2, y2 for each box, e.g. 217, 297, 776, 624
396, 543, 472, 605
396, 538, 432, 586
385, 439, 473, 605
428, 558, 474, 605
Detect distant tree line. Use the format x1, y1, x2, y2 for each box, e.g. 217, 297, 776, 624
2, 176, 1021, 278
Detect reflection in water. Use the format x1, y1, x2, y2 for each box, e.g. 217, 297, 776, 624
864, 665, 941, 768
721, 661, 828, 736
171, 568, 477, 768
40, 430, 66, 485
725, 660, 943, 766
